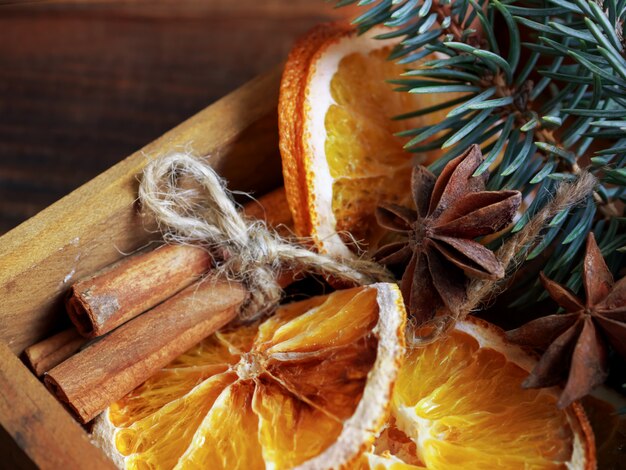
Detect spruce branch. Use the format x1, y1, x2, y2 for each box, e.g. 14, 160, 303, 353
333, 0, 626, 308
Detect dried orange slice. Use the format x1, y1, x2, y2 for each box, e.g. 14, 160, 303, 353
92, 284, 406, 469
279, 24, 455, 257
358, 317, 596, 469
582, 392, 626, 468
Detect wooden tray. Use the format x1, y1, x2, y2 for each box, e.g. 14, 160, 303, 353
0, 68, 283, 469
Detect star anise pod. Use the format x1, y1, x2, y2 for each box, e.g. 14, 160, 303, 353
507, 233, 626, 408
374, 144, 522, 324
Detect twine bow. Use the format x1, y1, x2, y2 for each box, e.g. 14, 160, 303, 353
139, 153, 392, 320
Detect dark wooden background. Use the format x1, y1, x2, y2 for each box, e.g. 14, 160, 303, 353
0, 0, 353, 234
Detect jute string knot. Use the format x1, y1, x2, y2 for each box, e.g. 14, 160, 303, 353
139, 153, 392, 320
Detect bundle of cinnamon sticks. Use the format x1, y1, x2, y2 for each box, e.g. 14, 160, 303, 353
25, 188, 293, 423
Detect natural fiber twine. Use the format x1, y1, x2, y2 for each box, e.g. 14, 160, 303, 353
140, 153, 596, 344
139, 153, 392, 321
464, 172, 598, 311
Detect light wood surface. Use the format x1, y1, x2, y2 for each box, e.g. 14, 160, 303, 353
0, 62, 285, 470
0, 4, 357, 467
0, 342, 115, 469
0, 67, 283, 355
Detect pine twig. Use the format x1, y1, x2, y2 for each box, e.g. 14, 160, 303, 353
464, 172, 598, 312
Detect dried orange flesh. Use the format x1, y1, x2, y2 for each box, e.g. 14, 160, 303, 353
280, 25, 460, 256
98, 285, 406, 470
326, 48, 420, 179
361, 325, 579, 469
326, 47, 421, 248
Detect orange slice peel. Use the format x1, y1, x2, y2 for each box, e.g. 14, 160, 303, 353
279, 23, 457, 257
93, 283, 407, 469
360, 316, 596, 469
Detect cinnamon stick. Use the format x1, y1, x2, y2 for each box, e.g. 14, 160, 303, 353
66, 186, 291, 338
66, 244, 213, 337
24, 328, 88, 377
45, 278, 247, 423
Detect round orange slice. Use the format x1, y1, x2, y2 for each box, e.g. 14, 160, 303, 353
358, 317, 596, 469
92, 283, 406, 469
279, 23, 456, 257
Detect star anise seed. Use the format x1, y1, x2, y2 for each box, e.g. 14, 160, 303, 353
374, 144, 522, 325
507, 232, 626, 408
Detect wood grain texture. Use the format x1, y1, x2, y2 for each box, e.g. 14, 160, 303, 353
0, 63, 291, 462
0, 0, 351, 233
0, 425, 37, 470
0, 67, 283, 354
0, 342, 115, 469
0, 3, 356, 467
